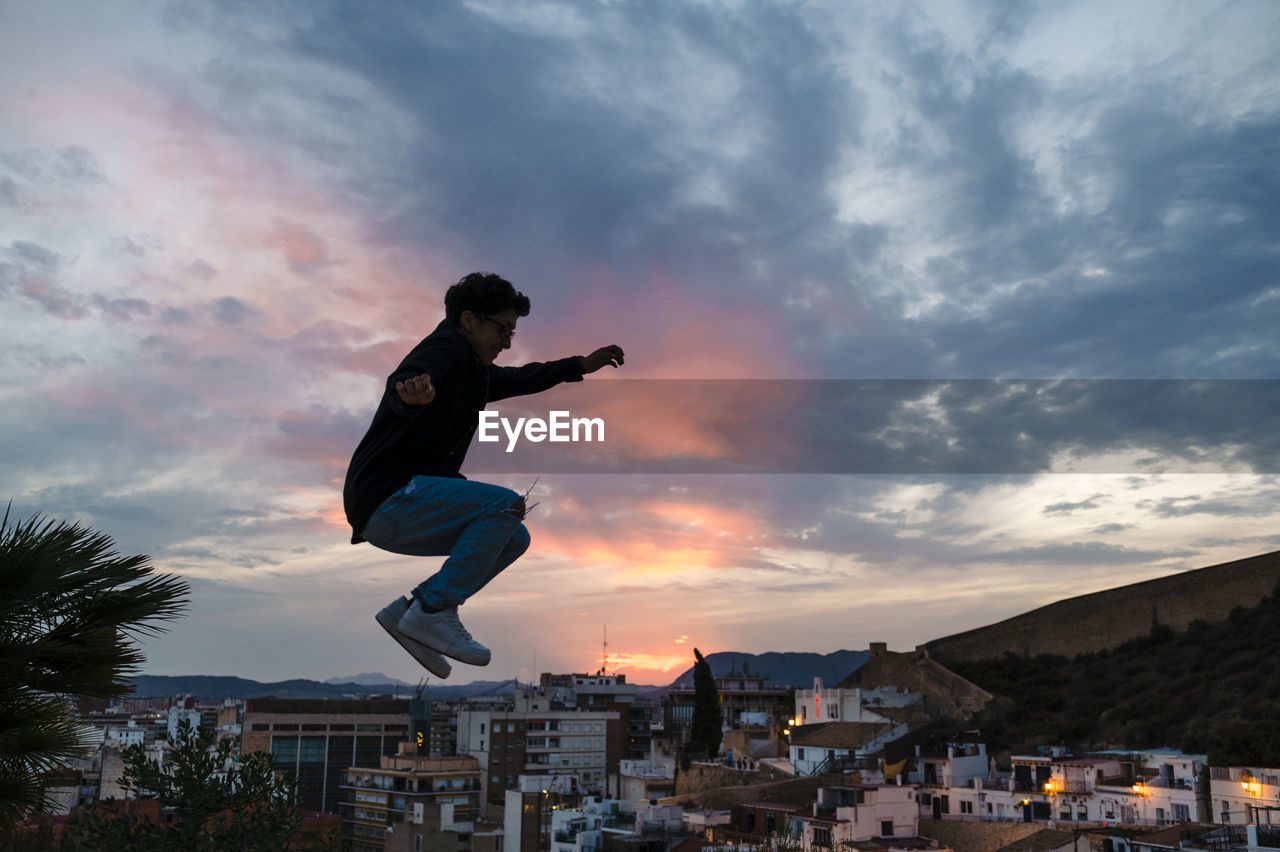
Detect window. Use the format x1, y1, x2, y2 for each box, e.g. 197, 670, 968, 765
881, 820, 893, 836
1077, 806, 1087, 820
960, 801, 973, 814
796, 748, 805, 761
1156, 808, 1166, 825
480, 723, 486, 734
813, 828, 831, 846
1174, 804, 1190, 822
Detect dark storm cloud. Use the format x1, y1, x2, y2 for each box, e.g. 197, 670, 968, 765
0, 145, 105, 188
1144, 492, 1280, 519
975, 540, 1194, 565
210, 295, 256, 324
92, 294, 153, 320
0, 240, 86, 319
268, 2, 862, 308
1043, 496, 1104, 515
0, 177, 18, 208
1090, 523, 1134, 535
230, 1, 1276, 384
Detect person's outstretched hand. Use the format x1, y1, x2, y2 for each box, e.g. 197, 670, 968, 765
396, 374, 436, 405
581, 345, 625, 373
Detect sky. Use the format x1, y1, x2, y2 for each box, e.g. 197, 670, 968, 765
2, 0, 1278, 687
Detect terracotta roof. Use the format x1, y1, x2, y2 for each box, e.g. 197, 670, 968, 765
791, 721, 897, 749
993, 829, 1077, 852
846, 837, 939, 850
1132, 823, 1217, 849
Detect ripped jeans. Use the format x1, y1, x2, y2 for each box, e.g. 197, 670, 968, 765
361, 476, 531, 610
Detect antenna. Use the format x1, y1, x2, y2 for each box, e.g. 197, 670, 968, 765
602, 624, 608, 675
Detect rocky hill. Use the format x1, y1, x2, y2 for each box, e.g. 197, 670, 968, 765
924, 549, 1280, 664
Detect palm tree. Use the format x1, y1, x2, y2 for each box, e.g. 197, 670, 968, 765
0, 506, 189, 833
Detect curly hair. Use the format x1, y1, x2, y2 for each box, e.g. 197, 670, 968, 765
444, 272, 531, 327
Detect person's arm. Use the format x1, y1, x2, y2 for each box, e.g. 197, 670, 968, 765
384, 337, 457, 415
488, 345, 625, 402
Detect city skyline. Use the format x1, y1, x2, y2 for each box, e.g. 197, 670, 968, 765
2, 1, 1278, 685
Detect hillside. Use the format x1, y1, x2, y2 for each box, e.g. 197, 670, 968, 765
945, 580, 1280, 765
925, 549, 1280, 663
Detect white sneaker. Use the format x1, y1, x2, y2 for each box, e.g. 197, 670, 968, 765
376, 597, 452, 679
398, 601, 491, 666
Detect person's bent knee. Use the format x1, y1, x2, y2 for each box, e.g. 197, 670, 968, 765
504, 496, 527, 520
507, 524, 531, 557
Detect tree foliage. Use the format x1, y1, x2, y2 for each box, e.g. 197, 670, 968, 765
0, 509, 188, 833
63, 720, 327, 851
950, 581, 1280, 765
688, 648, 723, 759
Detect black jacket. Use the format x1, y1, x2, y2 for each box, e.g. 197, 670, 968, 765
343, 320, 585, 542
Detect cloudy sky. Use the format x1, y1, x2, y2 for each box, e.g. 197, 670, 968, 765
3, 0, 1278, 686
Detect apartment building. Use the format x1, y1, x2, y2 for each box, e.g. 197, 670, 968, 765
241, 697, 417, 813
458, 686, 620, 803
1208, 765, 1280, 827
339, 745, 482, 852
664, 666, 790, 745
791, 785, 935, 850
539, 672, 655, 762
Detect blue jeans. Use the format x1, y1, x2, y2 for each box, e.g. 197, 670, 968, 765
361, 476, 531, 610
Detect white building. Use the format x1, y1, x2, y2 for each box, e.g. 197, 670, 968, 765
167, 706, 202, 742
789, 721, 908, 776
1209, 765, 1280, 827
794, 678, 921, 725
791, 784, 921, 849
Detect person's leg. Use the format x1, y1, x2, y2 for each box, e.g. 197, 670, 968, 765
362, 476, 530, 609
362, 476, 531, 665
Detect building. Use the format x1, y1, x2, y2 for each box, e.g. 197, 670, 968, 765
503, 776, 586, 852
794, 678, 923, 726
241, 697, 417, 813
539, 672, 656, 763
792, 784, 926, 850
458, 685, 621, 803
616, 760, 676, 804
663, 665, 790, 746
714, 802, 806, 846
834, 644, 991, 721
789, 721, 909, 777
420, 699, 460, 757
1208, 765, 1280, 827
339, 745, 482, 851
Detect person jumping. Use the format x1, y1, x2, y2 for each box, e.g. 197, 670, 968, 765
343, 272, 624, 678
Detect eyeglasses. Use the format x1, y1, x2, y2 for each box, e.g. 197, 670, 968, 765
476, 313, 515, 340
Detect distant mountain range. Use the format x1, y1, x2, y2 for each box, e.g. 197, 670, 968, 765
323, 672, 415, 687
126, 675, 514, 702
132, 650, 868, 701
666, 650, 868, 689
